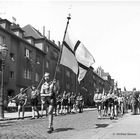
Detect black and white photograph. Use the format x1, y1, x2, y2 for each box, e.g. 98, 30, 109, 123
0, 0, 140, 139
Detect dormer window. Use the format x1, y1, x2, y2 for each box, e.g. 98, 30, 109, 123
0, 23, 6, 29
11, 24, 24, 38
13, 31, 23, 38
0, 19, 11, 30
24, 36, 35, 45
35, 42, 43, 50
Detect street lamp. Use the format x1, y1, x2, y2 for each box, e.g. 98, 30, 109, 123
0, 44, 8, 119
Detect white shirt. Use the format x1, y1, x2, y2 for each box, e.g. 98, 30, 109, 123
40, 82, 50, 97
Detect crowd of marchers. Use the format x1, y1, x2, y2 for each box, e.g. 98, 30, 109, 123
7, 86, 84, 119
93, 87, 140, 119
7, 72, 85, 133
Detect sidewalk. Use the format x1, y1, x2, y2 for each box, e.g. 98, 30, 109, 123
99, 111, 140, 139
0, 107, 95, 121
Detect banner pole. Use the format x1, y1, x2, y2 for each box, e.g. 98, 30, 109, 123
53, 14, 71, 80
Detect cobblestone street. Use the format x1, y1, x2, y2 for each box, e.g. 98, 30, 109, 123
0, 110, 125, 139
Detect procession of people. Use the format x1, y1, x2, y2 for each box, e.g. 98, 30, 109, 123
93, 87, 140, 120
8, 72, 85, 133
7, 70, 140, 134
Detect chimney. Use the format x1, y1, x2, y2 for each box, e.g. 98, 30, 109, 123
43, 26, 45, 36
47, 30, 50, 40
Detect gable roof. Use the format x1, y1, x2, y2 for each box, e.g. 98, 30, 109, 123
22, 24, 44, 39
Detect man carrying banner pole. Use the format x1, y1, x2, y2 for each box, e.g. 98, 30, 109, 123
41, 14, 72, 134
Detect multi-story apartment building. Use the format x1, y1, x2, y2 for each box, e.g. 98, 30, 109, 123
22, 24, 77, 94
0, 19, 46, 106
80, 66, 114, 106
0, 17, 115, 109
0, 18, 77, 108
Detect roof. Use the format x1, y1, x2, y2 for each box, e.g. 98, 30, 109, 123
0, 18, 12, 24
22, 24, 44, 39
11, 24, 24, 32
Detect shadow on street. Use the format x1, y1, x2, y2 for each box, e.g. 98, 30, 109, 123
0, 121, 15, 127
54, 127, 74, 133
95, 124, 109, 128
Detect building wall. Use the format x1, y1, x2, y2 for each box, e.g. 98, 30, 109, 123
0, 18, 115, 108
0, 23, 46, 107
80, 67, 113, 107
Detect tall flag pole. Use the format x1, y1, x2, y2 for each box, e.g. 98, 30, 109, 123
59, 14, 95, 88
53, 14, 71, 80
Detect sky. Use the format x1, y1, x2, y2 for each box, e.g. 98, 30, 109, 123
0, 0, 140, 91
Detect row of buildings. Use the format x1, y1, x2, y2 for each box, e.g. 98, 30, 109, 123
0, 17, 115, 107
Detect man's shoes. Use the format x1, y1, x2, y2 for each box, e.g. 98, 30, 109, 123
110, 116, 114, 120
47, 127, 54, 134
132, 113, 136, 115
31, 117, 35, 120
37, 114, 42, 119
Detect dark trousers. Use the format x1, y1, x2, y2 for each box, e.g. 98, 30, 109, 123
132, 101, 138, 115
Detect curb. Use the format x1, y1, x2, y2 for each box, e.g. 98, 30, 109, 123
0, 108, 96, 121
0, 115, 33, 121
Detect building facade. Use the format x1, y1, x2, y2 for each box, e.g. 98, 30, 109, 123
80, 66, 114, 107
0, 17, 115, 108
0, 18, 76, 108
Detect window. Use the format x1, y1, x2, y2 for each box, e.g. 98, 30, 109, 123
25, 48, 30, 58
66, 70, 70, 78
10, 53, 15, 61
46, 61, 49, 68
46, 45, 49, 52
0, 35, 5, 44
51, 50, 58, 60
36, 55, 40, 64
13, 31, 23, 38
35, 42, 43, 50
56, 66, 60, 72
24, 69, 26, 79
53, 51, 58, 59
0, 23, 6, 29
66, 83, 70, 89
27, 70, 31, 79
23, 69, 31, 79
35, 73, 39, 82
10, 71, 14, 78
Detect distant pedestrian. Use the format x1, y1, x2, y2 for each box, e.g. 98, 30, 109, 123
94, 89, 102, 119
71, 92, 76, 113
118, 93, 124, 116
102, 92, 108, 117
76, 92, 84, 113
108, 89, 115, 119
56, 94, 62, 115
17, 88, 27, 119
132, 88, 139, 115
30, 85, 41, 119
138, 93, 140, 114
61, 91, 68, 114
